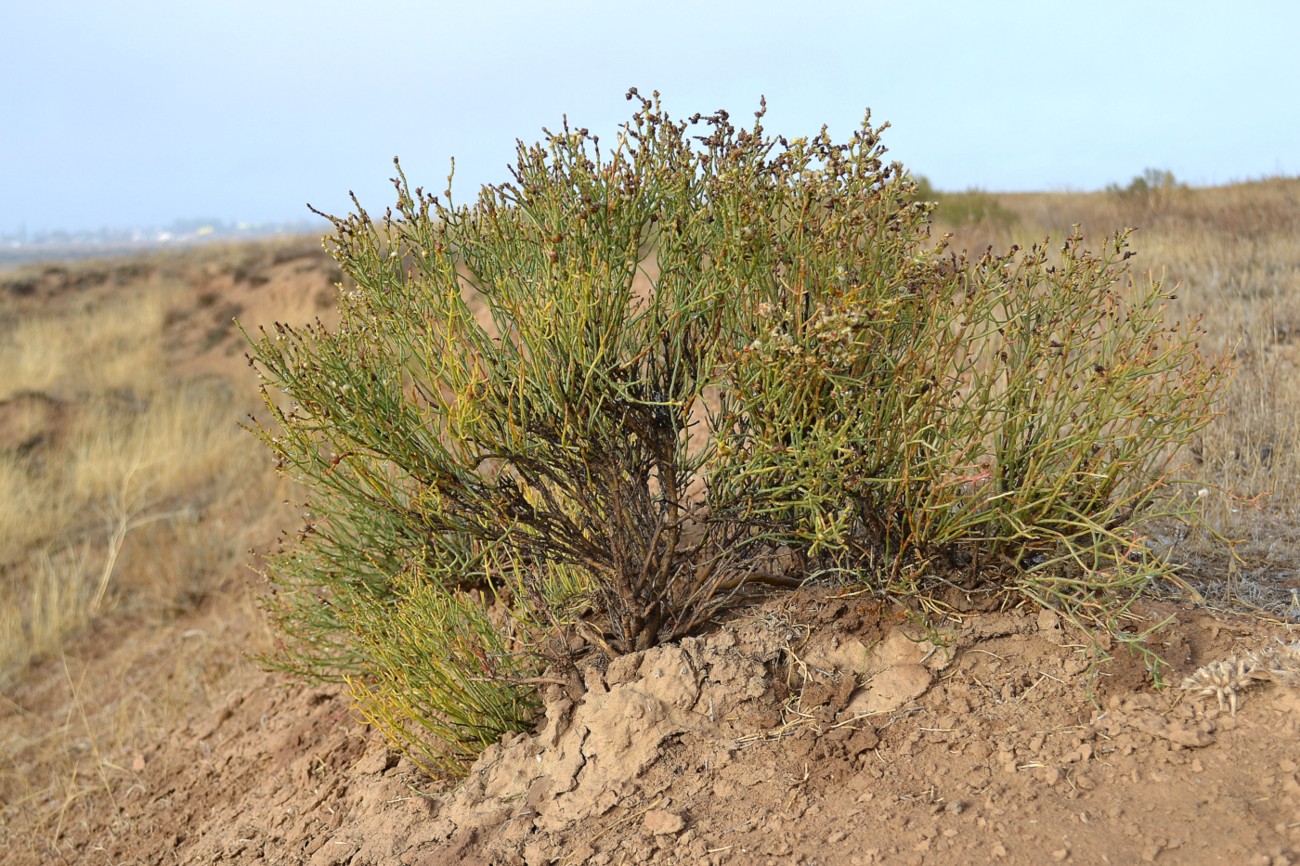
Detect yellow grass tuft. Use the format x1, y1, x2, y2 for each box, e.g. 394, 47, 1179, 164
0, 285, 262, 678
0, 292, 165, 402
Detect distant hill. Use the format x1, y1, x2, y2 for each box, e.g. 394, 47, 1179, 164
0, 218, 327, 267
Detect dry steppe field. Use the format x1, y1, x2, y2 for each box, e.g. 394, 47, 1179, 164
1, 180, 1298, 865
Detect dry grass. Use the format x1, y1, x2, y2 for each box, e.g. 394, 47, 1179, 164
0, 292, 165, 403
0, 280, 270, 677
0, 455, 66, 573
0, 242, 331, 856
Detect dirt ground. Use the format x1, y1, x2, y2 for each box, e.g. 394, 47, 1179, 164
13, 588, 1300, 866
2, 228, 1299, 865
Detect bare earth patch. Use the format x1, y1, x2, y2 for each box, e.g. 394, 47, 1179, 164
13, 589, 1296, 866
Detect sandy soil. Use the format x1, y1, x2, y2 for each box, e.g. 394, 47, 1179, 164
14, 589, 1300, 866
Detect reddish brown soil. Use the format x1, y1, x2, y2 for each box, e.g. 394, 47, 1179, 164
11, 591, 1300, 866
2, 243, 1298, 866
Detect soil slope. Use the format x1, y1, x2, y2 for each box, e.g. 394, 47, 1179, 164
25, 592, 1300, 866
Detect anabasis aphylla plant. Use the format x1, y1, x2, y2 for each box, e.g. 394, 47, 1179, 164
245, 89, 1229, 775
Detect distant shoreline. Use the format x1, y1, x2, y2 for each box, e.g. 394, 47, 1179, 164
0, 233, 324, 270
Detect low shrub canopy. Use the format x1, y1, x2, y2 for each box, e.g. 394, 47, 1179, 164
245, 90, 1228, 775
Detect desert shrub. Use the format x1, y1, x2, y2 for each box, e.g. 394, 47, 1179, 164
1107, 168, 1187, 217
245, 90, 1229, 775
1108, 167, 1184, 199
936, 187, 1018, 229
346, 580, 547, 778
909, 175, 1016, 229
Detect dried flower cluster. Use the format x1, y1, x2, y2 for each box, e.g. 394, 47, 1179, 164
1181, 641, 1300, 714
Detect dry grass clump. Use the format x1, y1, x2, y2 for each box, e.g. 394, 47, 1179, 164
0, 244, 324, 857
0, 287, 260, 678
1182, 639, 1300, 714
0, 292, 165, 403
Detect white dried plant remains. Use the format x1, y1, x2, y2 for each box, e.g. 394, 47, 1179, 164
1181, 640, 1300, 714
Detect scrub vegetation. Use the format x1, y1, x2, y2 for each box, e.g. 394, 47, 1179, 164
245, 92, 1232, 774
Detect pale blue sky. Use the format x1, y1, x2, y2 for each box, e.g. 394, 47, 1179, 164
3, 1, 1297, 233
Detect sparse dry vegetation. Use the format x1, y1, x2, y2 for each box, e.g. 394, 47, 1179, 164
0, 292, 254, 672
0, 147, 1296, 863
0, 237, 338, 854
0, 291, 165, 402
